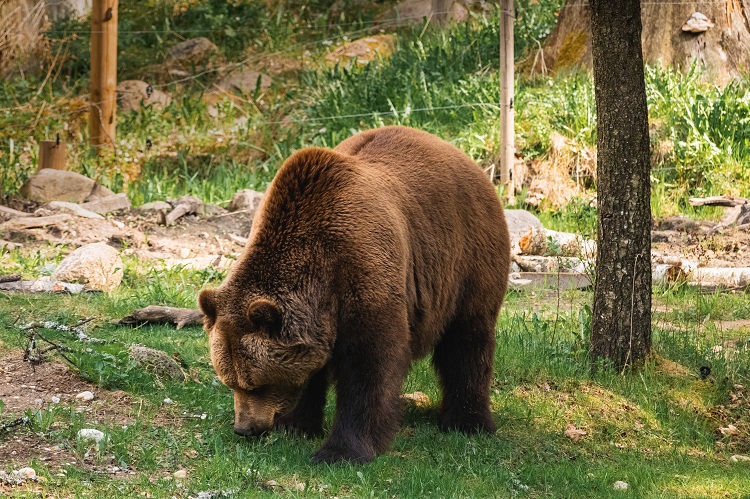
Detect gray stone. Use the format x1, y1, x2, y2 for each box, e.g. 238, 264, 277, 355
21, 169, 113, 203
129, 345, 187, 381
166, 38, 221, 69
227, 189, 264, 212
80, 193, 132, 214
51, 242, 123, 292
214, 70, 272, 95
116, 80, 172, 113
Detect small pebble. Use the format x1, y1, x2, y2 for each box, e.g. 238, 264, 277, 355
51, 396, 61, 404
163, 398, 173, 404
75, 391, 94, 402
613, 481, 628, 490
77, 429, 105, 443
730, 455, 750, 463
173, 469, 188, 479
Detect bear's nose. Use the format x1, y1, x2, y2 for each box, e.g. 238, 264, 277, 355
234, 425, 267, 437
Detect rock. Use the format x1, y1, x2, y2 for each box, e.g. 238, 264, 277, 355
21, 169, 114, 203
80, 193, 132, 214
14, 467, 36, 480
214, 70, 272, 95
166, 38, 222, 74
51, 242, 124, 292
77, 428, 105, 443
138, 201, 172, 212
400, 391, 430, 408
75, 390, 95, 401
613, 481, 628, 491
0, 280, 87, 293
227, 189, 264, 212
51, 396, 60, 403
325, 35, 395, 66
116, 80, 172, 113
129, 345, 187, 382
505, 209, 546, 255
173, 469, 188, 479
379, 0, 468, 25
47, 201, 104, 220
730, 455, 750, 463
86, 182, 116, 201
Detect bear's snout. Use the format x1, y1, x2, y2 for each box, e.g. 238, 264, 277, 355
234, 424, 269, 437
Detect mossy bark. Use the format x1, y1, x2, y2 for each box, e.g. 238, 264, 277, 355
532, 0, 750, 85
589, 0, 652, 369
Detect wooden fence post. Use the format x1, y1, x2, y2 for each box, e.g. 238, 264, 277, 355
499, 0, 515, 200
90, 0, 118, 151
38, 137, 67, 171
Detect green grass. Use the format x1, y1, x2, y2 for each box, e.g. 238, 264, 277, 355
1, 250, 749, 497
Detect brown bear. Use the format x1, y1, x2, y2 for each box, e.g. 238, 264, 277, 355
198, 126, 510, 464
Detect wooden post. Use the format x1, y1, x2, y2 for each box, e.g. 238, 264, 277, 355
38, 139, 67, 171
499, 0, 515, 200
90, 0, 118, 151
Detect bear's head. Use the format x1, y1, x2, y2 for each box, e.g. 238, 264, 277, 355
198, 287, 330, 436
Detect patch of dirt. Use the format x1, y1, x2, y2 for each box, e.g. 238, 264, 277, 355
652, 216, 750, 268
1, 200, 256, 266
0, 351, 139, 472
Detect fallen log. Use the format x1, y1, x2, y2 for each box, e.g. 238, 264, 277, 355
0, 280, 87, 293
0, 205, 29, 220
689, 196, 748, 207
114, 306, 204, 329
165, 196, 203, 226
0, 214, 72, 230
0, 274, 21, 284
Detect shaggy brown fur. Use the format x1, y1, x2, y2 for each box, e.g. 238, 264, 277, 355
199, 126, 510, 464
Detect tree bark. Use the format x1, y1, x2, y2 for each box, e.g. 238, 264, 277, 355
531, 0, 750, 86
589, 0, 652, 369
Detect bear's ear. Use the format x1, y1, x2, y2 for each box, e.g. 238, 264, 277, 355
246, 299, 282, 338
198, 288, 218, 325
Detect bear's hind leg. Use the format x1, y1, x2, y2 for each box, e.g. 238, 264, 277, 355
433, 315, 497, 434
275, 367, 329, 437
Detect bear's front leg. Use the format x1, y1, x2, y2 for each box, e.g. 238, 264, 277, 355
275, 367, 329, 437
311, 321, 410, 464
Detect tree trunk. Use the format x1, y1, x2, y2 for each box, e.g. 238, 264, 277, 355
589, 0, 652, 369
531, 0, 750, 86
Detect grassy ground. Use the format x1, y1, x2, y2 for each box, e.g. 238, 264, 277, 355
1, 250, 749, 497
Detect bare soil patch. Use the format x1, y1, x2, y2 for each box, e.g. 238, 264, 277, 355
0, 350, 139, 472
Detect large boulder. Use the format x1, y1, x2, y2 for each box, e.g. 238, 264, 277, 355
51, 242, 123, 292
116, 80, 171, 113
21, 169, 114, 203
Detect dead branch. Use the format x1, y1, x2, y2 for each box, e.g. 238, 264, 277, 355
0, 416, 30, 433
0, 274, 21, 283
165, 196, 204, 226
114, 306, 204, 329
